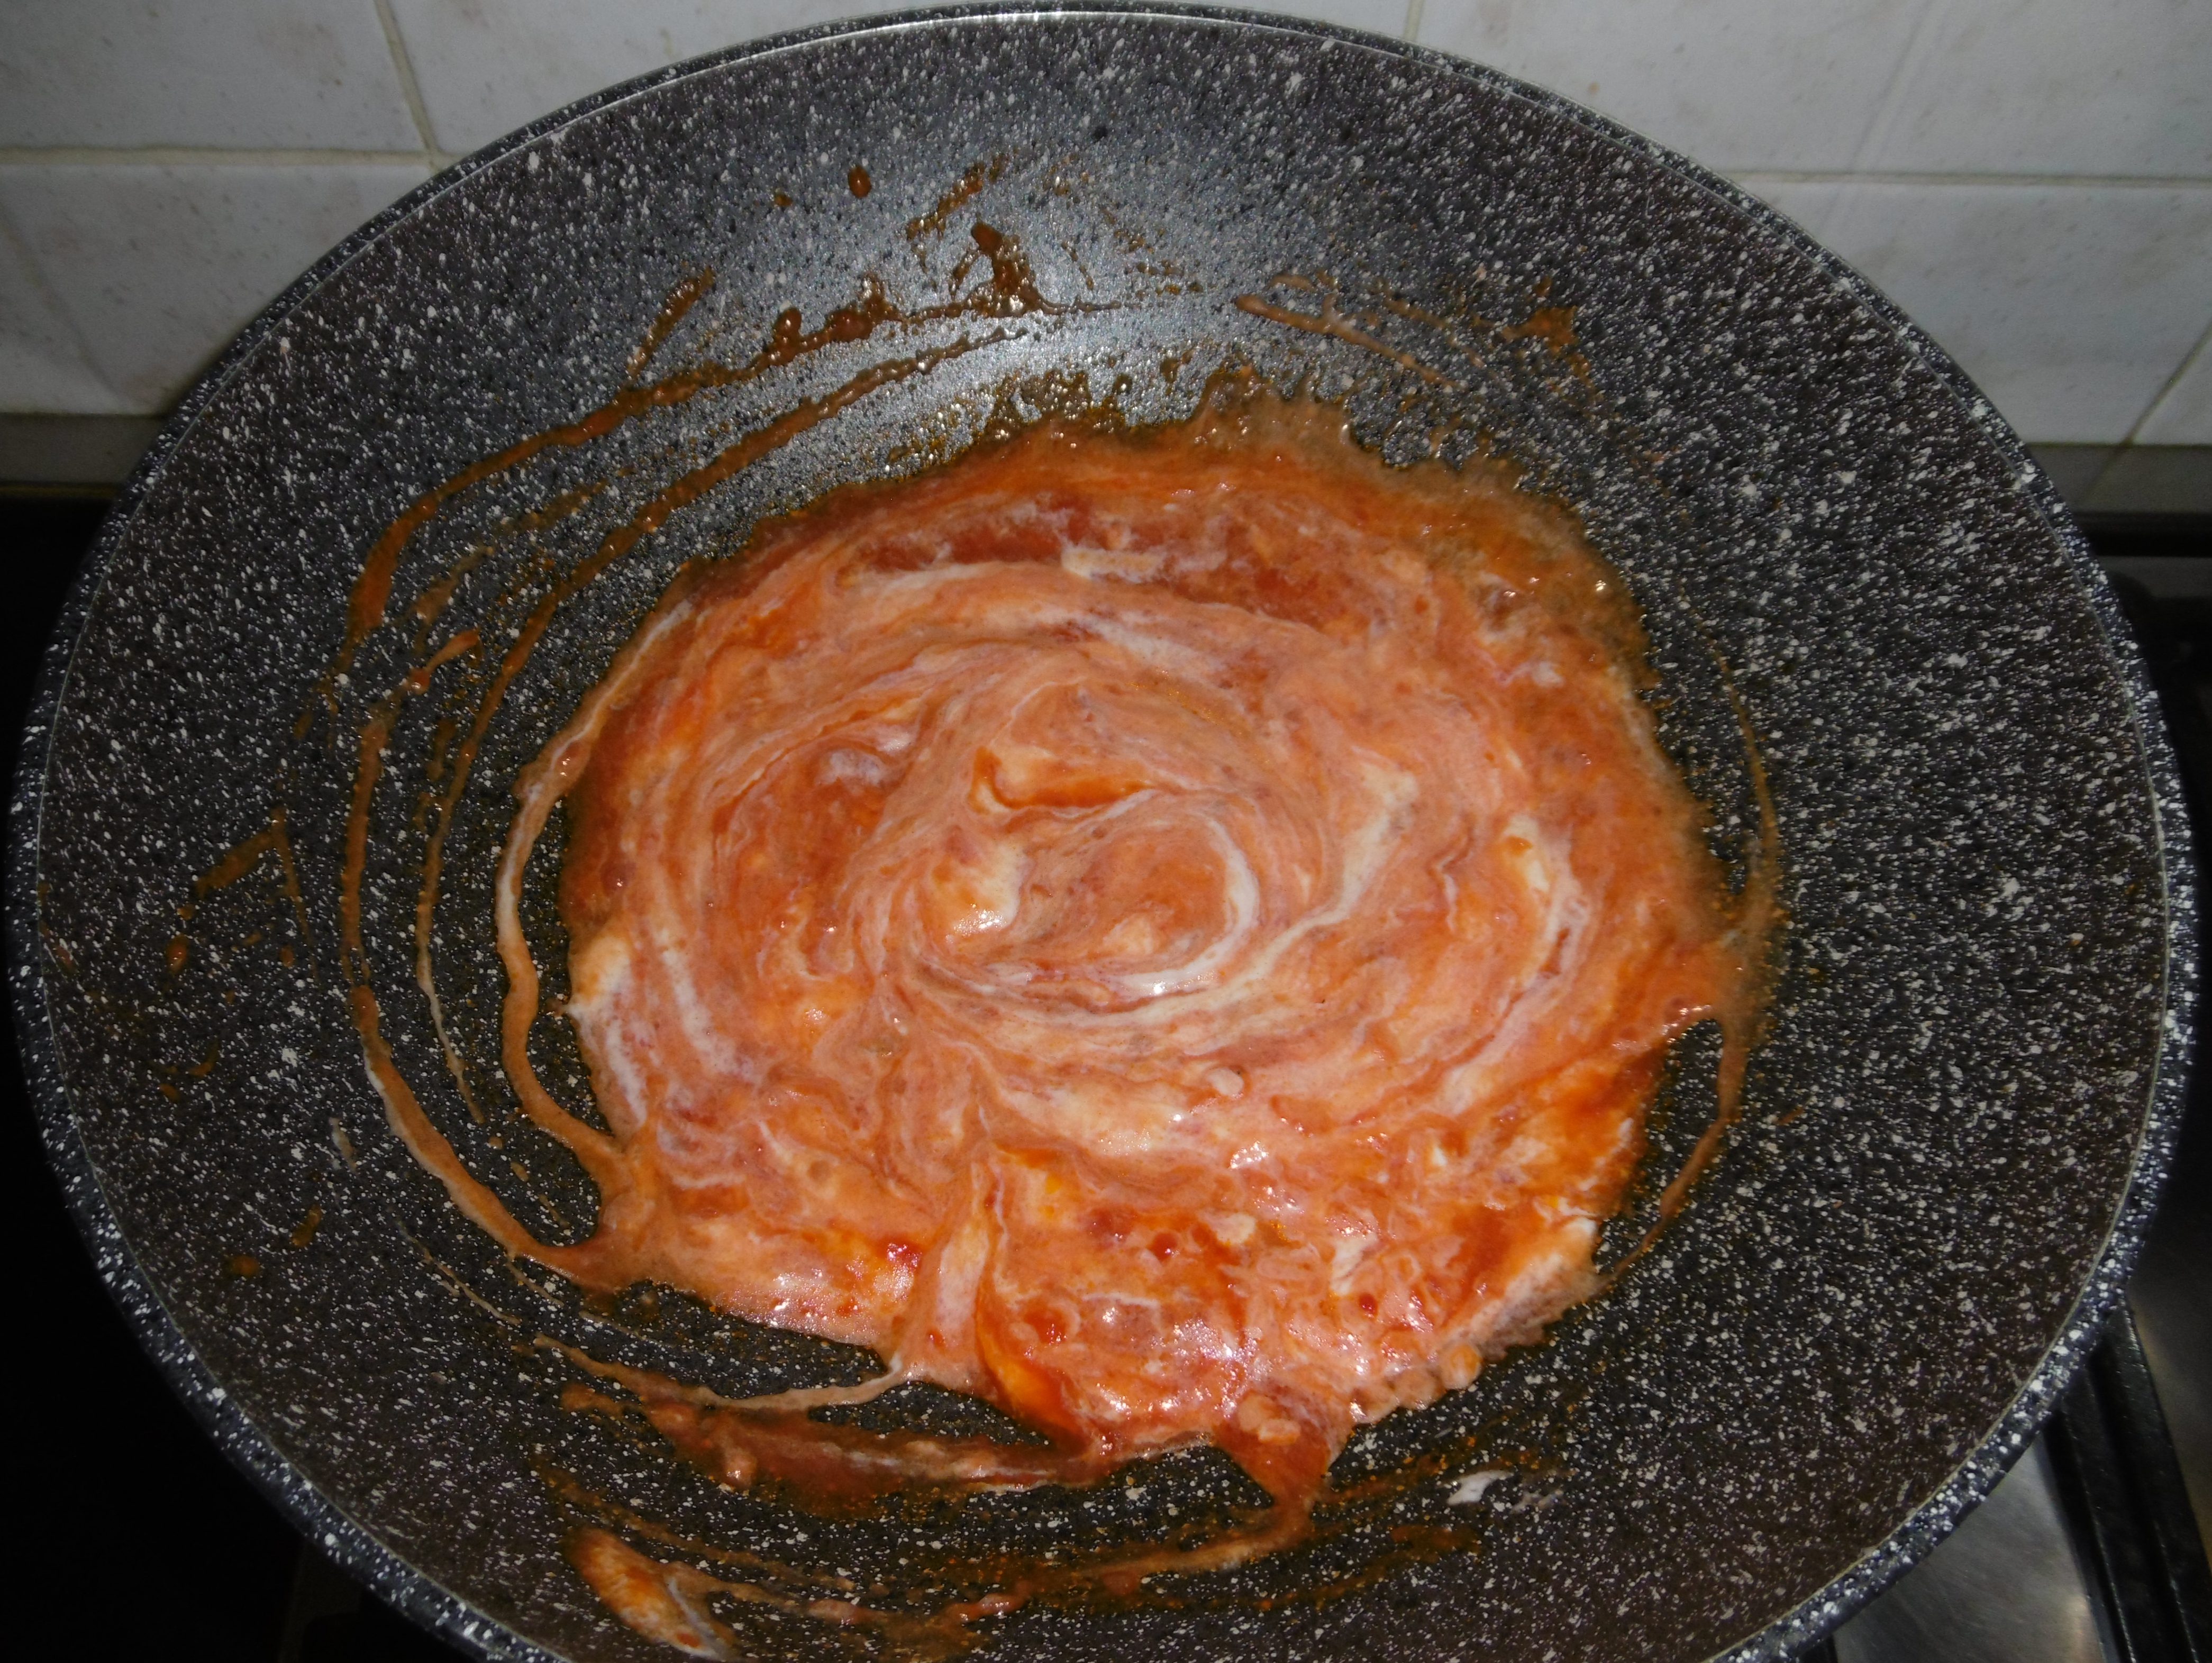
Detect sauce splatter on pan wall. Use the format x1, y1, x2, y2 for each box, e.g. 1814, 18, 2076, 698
11, 10, 2188, 1663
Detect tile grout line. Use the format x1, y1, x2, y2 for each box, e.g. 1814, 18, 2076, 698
372, 0, 452, 171
1731, 169, 2212, 191
1816, 0, 1952, 244
0, 149, 2200, 189
0, 147, 433, 167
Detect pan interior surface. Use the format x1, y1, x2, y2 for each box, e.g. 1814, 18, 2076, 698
12, 9, 2188, 1662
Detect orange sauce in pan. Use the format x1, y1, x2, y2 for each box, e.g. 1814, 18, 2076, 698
452, 391, 1765, 1538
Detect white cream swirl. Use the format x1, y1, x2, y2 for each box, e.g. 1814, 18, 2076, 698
497, 401, 1745, 1507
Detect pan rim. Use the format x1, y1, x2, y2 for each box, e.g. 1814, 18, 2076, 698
6, 6, 2195, 1660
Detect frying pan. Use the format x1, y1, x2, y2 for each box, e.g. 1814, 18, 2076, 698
10, 6, 2192, 1660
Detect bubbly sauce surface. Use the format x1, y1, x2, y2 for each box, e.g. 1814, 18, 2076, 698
495, 396, 1749, 1526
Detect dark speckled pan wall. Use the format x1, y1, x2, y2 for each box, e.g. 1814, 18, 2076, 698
7, 9, 2192, 1662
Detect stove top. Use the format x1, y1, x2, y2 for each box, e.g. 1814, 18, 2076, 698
4, 493, 2205, 1663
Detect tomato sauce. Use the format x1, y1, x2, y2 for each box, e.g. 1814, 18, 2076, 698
491, 390, 1751, 1530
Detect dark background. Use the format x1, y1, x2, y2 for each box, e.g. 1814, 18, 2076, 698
2, 495, 457, 1662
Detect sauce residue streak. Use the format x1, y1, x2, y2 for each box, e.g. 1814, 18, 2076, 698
321, 224, 1051, 710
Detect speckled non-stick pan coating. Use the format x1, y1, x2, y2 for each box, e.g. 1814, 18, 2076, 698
9, 7, 2193, 1661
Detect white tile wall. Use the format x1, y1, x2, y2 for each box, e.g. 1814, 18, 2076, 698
385, 0, 871, 156
1865, 0, 2212, 179
0, 163, 428, 410
0, 0, 421, 151
2137, 328, 2212, 445
385, 0, 1414, 157
0, 216, 124, 414
1414, 0, 1929, 174
1753, 178, 2212, 443
1241, 0, 1412, 34
0, 0, 2206, 459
